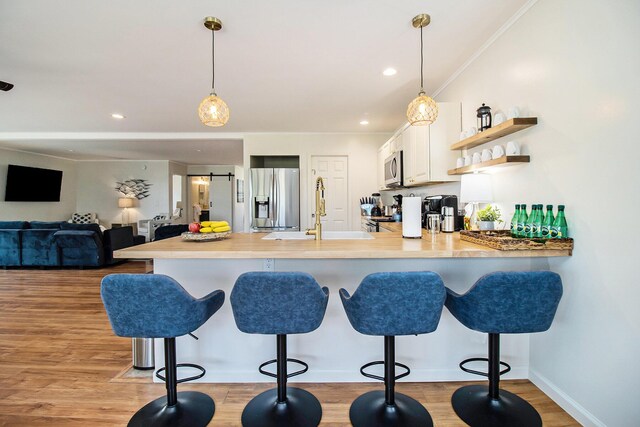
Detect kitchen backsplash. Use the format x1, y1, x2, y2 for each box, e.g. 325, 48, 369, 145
379, 182, 460, 207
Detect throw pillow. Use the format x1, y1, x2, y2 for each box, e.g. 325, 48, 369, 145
72, 213, 95, 224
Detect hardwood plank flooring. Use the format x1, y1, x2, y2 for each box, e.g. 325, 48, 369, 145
0, 262, 578, 426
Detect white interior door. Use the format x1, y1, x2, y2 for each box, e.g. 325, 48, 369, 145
311, 155, 348, 231
209, 176, 233, 227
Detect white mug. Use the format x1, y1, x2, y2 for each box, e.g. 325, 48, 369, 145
456, 157, 465, 168
459, 130, 467, 141
472, 152, 482, 164
507, 106, 520, 119
506, 141, 521, 155
468, 127, 478, 136
494, 112, 506, 125
464, 155, 472, 166
492, 145, 505, 159
481, 149, 492, 162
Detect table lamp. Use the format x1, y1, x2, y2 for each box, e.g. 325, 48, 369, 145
118, 197, 134, 225
460, 173, 493, 230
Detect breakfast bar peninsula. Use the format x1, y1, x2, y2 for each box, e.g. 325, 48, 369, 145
115, 231, 571, 383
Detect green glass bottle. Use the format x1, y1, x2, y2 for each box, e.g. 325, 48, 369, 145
510, 205, 520, 237
532, 204, 543, 238
524, 205, 534, 238
517, 204, 528, 238
541, 204, 554, 239
551, 205, 568, 238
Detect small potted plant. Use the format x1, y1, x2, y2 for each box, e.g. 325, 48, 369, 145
476, 204, 503, 230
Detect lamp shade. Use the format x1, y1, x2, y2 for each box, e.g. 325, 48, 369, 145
407, 93, 438, 125
198, 94, 229, 127
175, 201, 183, 209
460, 173, 493, 203
118, 197, 134, 208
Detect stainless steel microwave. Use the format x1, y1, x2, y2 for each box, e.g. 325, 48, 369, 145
384, 151, 403, 188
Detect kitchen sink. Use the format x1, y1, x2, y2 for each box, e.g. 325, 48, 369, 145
262, 231, 374, 240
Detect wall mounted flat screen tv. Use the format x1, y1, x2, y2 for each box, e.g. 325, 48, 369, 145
4, 164, 63, 202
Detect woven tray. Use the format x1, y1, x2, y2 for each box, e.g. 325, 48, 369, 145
460, 230, 573, 251
180, 231, 231, 242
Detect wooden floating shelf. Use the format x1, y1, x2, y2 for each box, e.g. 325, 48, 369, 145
448, 155, 530, 175
451, 117, 538, 151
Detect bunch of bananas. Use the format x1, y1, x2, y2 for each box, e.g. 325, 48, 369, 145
199, 221, 231, 233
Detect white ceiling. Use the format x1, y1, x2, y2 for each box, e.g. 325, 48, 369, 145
0, 138, 244, 164
0, 0, 528, 163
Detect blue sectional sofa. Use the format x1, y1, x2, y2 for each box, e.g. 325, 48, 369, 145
0, 221, 141, 268
0, 221, 26, 266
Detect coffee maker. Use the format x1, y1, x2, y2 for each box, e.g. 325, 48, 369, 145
423, 195, 463, 232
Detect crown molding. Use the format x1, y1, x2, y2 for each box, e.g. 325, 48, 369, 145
433, 0, 539, 98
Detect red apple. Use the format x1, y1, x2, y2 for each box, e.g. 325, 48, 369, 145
188, 222, 201, 233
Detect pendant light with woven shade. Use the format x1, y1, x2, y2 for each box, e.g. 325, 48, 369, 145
406, 14, 438, 126
198, 17, 229, 127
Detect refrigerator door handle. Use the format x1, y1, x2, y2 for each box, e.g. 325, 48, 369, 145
270, 170, 277, 228
272, 169, 282, 227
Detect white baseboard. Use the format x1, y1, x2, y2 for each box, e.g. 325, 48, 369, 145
529, 369, 605, 427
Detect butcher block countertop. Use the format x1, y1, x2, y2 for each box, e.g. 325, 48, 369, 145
115, 231, 572, 260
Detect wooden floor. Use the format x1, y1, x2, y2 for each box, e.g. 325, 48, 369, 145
0, 262, 578, 426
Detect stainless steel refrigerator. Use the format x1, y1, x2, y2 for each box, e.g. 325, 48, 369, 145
250, 168, 300, 231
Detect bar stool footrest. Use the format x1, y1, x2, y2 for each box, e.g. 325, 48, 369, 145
459, 357, 511, 377
360, 360, 410, 382
155, 363, 206, 384
258, 358, 308, 379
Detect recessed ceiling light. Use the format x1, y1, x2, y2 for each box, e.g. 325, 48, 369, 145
111, 113, 125, 119
383, 68, 397, 76
196, 149, 202, 152
68, 149, 74, 152
360, 120, 369, 125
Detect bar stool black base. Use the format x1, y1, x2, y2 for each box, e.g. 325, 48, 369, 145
241, 387, 322, 427
349, 390, 433, 427
128, 391, 214, 427
451, 385, 542, 427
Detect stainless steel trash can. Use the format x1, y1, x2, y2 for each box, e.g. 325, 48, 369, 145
132, 338, 155, 370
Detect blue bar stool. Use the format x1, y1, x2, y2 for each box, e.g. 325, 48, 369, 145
340, 272, 446, 427
101, 274, 225, 427
231, 272, 329, 427
445, 271, 563, 427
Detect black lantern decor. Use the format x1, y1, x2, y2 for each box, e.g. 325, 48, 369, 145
477, 103, 492, 132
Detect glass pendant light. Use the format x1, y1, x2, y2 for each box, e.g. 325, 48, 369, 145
406, 14, 438, 126
198, 17, 229, 127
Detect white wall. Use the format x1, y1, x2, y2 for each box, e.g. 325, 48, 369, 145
0, 148, 77, 221
169, 161, 188, 223
243, 133, 389, 232
76, 160, 170, 228
436, 0, 640, 425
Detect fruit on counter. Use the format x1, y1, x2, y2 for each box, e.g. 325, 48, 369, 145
200, 221, 229, 228
199, 225, 230, 233
189, 220, 231, 233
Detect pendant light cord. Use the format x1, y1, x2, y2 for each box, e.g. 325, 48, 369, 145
420, 25, 424, 92
211, 29, 216, 93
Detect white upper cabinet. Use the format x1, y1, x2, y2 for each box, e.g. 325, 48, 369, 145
401, 101, 462, 186
377, 140, 392, 190
401, 125, 416, 185
429, 102, 462, 182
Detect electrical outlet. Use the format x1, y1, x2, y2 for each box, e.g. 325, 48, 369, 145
263, 258, 275, 272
